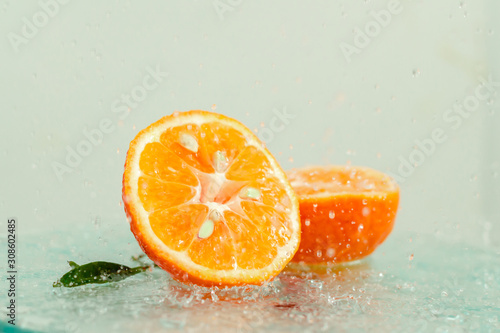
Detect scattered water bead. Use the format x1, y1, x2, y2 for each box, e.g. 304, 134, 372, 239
362, 207, 371, 217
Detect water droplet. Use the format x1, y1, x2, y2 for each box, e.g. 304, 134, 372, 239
304, 219, 310, 226
329, 211, 335, 219
210, 290, 219, 302
93, 216, 101, 229
362, 207, 370, 217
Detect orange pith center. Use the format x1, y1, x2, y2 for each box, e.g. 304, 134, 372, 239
136, 121, 293, 271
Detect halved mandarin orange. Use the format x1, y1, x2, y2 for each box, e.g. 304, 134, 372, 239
122, 110, 301, 286
287, 165, 399, 265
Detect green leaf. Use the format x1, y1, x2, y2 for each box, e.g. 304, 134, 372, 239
53, 261, 151, 288
68, 261, 79, 269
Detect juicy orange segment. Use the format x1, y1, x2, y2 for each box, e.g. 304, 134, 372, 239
287, 165, 399, 265
122, 110, 301, 286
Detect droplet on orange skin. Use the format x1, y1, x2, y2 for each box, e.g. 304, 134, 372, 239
287, 165, 399, 265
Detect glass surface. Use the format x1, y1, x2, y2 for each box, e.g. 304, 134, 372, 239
4, 225, 500, 332
1, 1, 499, 332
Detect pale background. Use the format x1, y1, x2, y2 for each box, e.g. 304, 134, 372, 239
1, 0, 499, 248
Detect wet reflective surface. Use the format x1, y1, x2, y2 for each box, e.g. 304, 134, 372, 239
8, 223, 500, 332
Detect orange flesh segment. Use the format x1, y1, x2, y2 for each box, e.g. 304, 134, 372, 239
224, 210, 277, 269
139, 142, 198, 186
137, 121, 293, 271
138, 177, 196, 212
149, 204, 208, 252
